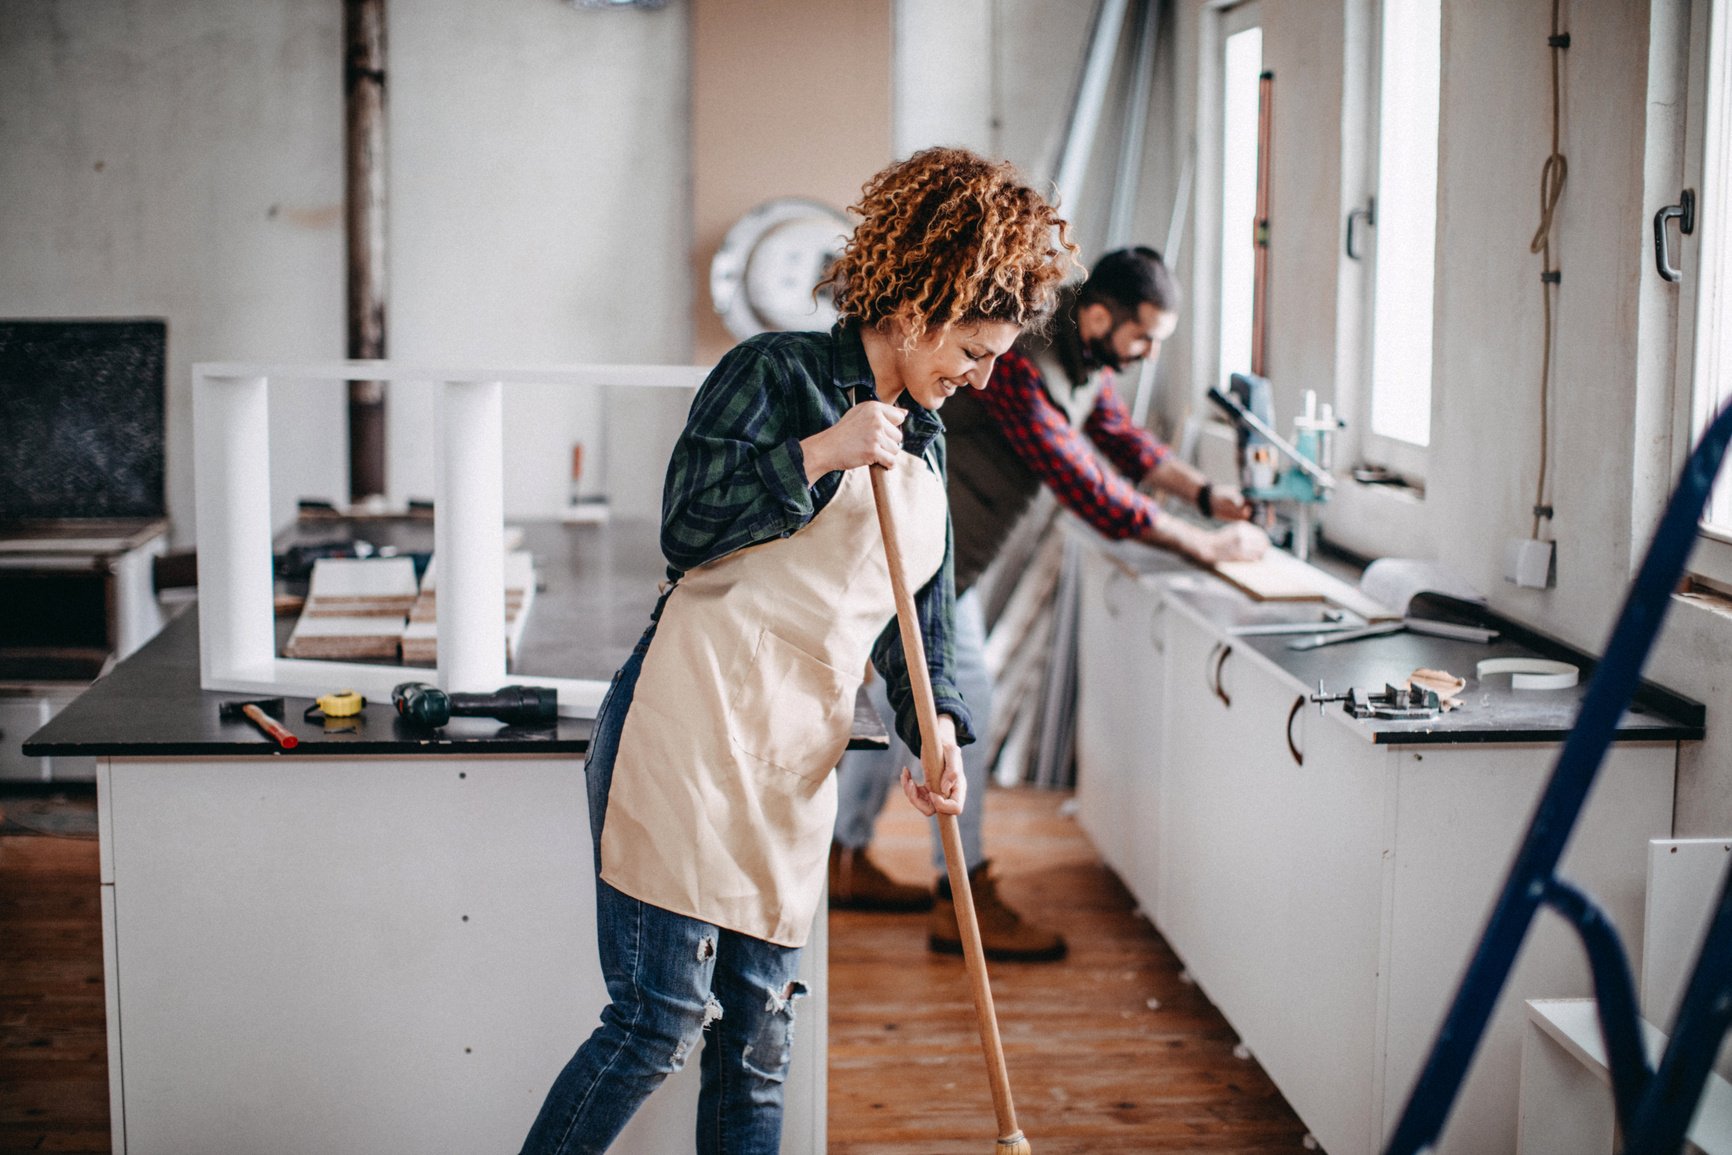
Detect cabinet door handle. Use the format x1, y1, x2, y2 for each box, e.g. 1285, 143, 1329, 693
1286, 695, 1305, 766
1103, 569, 1128, 617
1212, 643, 1233, 708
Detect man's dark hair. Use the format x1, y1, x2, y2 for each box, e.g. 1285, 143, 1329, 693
1077, 246, 1181, 315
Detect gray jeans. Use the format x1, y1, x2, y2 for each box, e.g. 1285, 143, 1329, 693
833, 588, 990, 873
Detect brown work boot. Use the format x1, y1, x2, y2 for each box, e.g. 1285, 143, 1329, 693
828, 841, 934, 911
929, 860, 1067, 962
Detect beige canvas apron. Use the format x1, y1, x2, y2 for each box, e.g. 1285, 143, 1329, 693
1034, 345, 1108, 429
600, 451, 949, 947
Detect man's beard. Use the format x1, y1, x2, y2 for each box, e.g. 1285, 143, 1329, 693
1083, 333, 1125, 372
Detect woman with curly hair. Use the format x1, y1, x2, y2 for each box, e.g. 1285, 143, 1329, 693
519, 147, 1074, 1155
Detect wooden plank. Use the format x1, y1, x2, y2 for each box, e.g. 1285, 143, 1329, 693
1214, 550, 1398, 621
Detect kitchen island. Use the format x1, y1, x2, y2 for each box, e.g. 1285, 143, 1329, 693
26, 517, 844, 1155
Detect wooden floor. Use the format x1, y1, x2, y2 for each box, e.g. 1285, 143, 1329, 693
828, 787, 1309, 1154
0, 785, 1309, 1154
0, 792, 108, 1155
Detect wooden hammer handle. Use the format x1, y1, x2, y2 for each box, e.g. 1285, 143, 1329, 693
868, 466, 1026, 1150
242, 704, 299, 750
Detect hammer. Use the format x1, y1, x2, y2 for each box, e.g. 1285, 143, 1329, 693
218, 698, 299, 750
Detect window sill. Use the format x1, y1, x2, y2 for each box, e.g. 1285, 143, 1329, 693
1350, 465, 1426, 500
1322, 471, 1434, 561
1677, 583, 1732, 625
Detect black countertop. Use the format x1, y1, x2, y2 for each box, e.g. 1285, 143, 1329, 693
25, 517, 891, 758
1079, 528, 1706, 746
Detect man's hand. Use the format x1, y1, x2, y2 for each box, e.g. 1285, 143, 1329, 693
800, 402, 906, 483
1144, 517, 1270, 565
1200, 521, 1270, 563
1206, 486, 1255, 521
901, 713, 967, 817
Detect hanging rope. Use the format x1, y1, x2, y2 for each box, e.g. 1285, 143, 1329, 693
1529, 0, 1569, 539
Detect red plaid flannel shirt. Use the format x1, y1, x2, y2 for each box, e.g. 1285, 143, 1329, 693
981, 349, 1171, 539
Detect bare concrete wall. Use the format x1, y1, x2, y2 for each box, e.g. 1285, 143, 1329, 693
0, 0, 347, 542
0, 0, 689, 532
384, 0, 689, 521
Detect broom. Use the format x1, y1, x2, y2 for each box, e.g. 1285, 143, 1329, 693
869, 466, 1033, 1154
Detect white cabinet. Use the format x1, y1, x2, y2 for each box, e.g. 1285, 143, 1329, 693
1155, 600, 1389, 1155
1257, 698, 1388, 1155
97, 755, 827, 1155
1158, 604, 1289, 1037
1, 688, 94, 781
1074, 547, 1167, 915
1376, 740, 1668, 1155
1074, 549, 1677, 1155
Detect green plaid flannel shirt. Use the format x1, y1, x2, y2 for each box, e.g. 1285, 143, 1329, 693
659, 324, 974, 754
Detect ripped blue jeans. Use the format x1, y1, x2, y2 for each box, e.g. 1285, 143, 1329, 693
520, 619, 807, 1155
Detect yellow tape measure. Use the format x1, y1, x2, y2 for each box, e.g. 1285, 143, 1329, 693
315, 690, 366, 718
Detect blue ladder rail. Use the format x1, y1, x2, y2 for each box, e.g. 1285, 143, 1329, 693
1385, 398, 1732, 1155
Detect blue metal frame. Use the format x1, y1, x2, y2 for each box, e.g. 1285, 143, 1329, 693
1385, 398, 1732, 1155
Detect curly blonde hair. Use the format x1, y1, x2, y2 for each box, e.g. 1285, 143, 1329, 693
821, 147, 1077, 346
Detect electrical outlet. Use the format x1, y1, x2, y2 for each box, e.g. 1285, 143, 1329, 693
1504, 538, 1556, 589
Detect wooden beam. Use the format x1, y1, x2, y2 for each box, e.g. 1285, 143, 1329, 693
345, 0, 388, 502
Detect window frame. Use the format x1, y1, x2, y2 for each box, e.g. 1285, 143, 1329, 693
1674, 0, 1732, 588
1211, 2, 1263, 397
1355, 0, 1442, 485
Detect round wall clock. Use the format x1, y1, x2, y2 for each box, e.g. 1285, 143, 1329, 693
710, 198, 851, 340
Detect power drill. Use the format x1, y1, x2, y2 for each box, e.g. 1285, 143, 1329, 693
391, 682, 558, 728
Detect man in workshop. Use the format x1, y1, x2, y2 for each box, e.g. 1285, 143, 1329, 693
830, 245, 1268, 961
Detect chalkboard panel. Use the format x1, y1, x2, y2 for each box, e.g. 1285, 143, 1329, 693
0, 320, 167, 520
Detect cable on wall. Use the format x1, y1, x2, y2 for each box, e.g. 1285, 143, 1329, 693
1529, 0, 1569, 540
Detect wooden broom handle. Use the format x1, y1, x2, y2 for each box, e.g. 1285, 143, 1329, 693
868, 465, 1029, 1153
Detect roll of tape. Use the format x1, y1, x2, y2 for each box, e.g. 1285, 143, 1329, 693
315, 689, 366, 717
1476, 657, 1579, 690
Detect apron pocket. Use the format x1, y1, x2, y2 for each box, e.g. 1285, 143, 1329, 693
727, 628, 854, 782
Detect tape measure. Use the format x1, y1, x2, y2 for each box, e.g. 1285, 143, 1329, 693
314, 690, 366, 718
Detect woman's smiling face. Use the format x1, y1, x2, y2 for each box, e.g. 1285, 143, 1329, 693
886, 320, 1022, 411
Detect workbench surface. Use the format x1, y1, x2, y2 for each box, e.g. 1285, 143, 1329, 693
1078, 526, 1705, 745
24, 517, 890, 757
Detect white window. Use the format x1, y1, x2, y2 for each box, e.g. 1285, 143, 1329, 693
1367, 0, 1441, 461
1660, 0, 1732, 589
1680, 0, 1732, 572
1216, 6, 1262, 390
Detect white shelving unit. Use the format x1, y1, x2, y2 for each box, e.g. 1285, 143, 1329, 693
192, 360, 707, 717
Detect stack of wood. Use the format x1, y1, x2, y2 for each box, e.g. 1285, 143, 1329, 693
283, 550, 537, 666
283, 557, 418, 659
975, 493, 1073, 787
399, 551, 536, 667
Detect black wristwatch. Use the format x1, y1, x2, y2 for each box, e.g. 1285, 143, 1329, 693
1195, 483, 1215, 519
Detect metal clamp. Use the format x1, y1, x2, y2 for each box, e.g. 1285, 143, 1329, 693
1655, 189, 1696, 283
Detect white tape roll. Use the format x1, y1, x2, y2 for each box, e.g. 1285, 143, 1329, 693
1476, 657, 1580, 690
